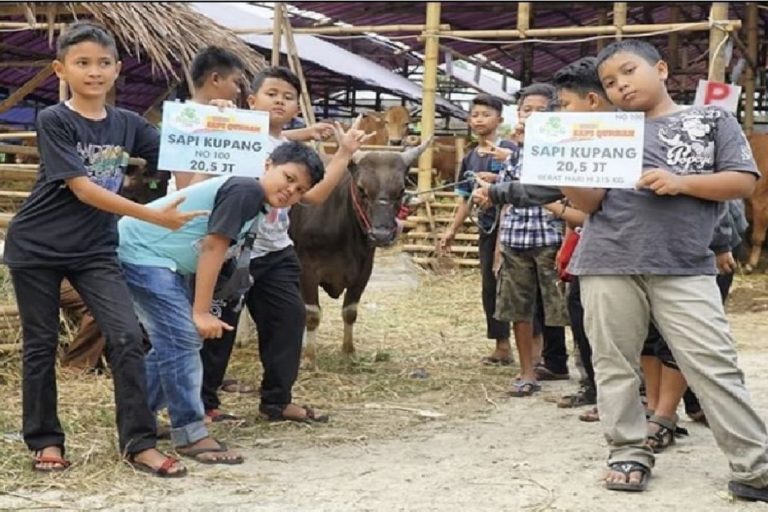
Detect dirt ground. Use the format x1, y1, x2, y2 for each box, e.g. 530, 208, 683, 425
3, 250, 768, 511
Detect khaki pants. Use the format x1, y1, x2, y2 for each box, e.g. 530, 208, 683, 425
581, 274, 768, 486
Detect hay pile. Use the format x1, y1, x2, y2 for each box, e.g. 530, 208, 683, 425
0, 263, 515, 503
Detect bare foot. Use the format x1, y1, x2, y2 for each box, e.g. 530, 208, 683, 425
131, 448, 186, 476
605, 467, 645, 486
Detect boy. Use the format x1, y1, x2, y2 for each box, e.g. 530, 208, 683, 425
493, 83, 569, 397
440, 94, 516, 365
4, 21, 200, 476
118, 139, 363, 462
568, 40, 768, 498
200, 67, 370, 423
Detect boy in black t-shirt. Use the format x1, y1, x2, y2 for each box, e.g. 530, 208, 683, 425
440, 94, 516, 365
4, 22, 204, 476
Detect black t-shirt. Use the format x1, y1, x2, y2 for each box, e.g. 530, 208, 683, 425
4, 102, 160, 268
208, 177, 265, 243
455, 139, 518, 231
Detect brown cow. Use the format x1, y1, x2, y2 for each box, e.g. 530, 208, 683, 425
404, 134, 468, 184
745, 133, 768, 272
353, 106, 413, 147
289, 139, 430, 368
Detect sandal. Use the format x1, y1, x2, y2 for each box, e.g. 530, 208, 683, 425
220, 379, 257, 394
481, 355, 513, 366
177, 439, 244, 465
205, 409, 240, 423
578, 407, 600, 422
605, 461, 651, 492
259, 403, 329, 423
126, 455, 187, 478
646, 414, 686, 453
507, 379, 541, 397
32, 448, 71, 473
557, 387, 596, 408
729, 480, 768, 502
534, 364, 570, 381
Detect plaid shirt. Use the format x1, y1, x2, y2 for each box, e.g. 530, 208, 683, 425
498, 152, 565, 249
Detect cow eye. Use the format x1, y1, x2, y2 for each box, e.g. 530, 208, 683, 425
357, 185, 368, 199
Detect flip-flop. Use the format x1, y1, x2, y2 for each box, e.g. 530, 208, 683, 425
481, 356, 513, 366
177, 439, 244, 465
205, 409, 241, 423
126, 456, 187, 478
507, 379, 541, 397
32, 453, 71, 473
220, 380, 257, 394
260, 404, 329, 423
729, 481, 768, 502
534, 365, 570, 381
605, 461, 651, 492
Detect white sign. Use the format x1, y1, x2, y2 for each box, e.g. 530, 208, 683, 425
693, 80, 741, 113
521, 112, 645, 189
159, 101, 270, 177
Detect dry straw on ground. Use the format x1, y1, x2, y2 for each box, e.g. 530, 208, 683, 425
0, 263, 517, 505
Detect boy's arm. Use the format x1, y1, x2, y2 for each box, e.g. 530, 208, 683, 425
301, 119, 371, 205
484, 180, 564, 207
637, 170, 756, 201
66, 178, 206, 229
440, 197, 470, 251
560, 187, 607, 214
192, 234, 234, 339
284, 122, 335, 142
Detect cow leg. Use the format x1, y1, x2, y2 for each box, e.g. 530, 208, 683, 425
300, 271, 321, 370
746, 206, 768, 273
341, 250, 375, 357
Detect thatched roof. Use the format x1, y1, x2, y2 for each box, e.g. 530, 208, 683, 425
22, 2, 265, 81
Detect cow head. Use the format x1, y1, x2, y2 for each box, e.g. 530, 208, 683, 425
350, 137, 431, 246
383, 106, 411, 145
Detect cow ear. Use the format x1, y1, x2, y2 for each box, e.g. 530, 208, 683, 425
352, 151, 366, 165
400, 135, 432, 168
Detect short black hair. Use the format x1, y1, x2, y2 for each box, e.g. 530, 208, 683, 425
552, 57, 606, 98
596, 40, 663, 68
57, 21, 118, 60
250, 66, 301, 96
471, 94, 504, 115
517, 82, 557, 110
270, 141, 324, 186
190, 46, 245, 89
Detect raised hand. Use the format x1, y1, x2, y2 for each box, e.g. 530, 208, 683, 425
155, 196, 209, 230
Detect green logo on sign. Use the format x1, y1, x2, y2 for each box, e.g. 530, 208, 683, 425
175, 106, 200, 128
539, 116, 566, 138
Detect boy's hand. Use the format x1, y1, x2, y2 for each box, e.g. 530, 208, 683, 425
716, 251, 736, 274
471, 187, 492, 209
333, 115, 374, 154
473, 172, 497, 184
439, 229, 456, 252
511, 122, 525, 144
155, 196, 209, 230
193, 311, 234, 339
309, 122, 335, 141
477, 142, 512, 162
636, 168, 685, 196
209, 99, 236, 111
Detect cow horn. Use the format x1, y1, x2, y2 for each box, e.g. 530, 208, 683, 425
400, 135, 433, 167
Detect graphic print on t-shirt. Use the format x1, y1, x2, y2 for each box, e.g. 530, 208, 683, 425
76, 141, 129, 192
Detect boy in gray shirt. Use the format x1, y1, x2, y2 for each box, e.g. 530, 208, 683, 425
566, 40, 768, 500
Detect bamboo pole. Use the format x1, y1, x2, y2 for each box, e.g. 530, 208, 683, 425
667, 6, 681, 71
0, 64, 53, 114
596, 12, 608, 52
613, 2, 627, 40
708, 2, 730, 82
271, 2, 283, 66
418, 2, 441, 195
234, 23, 450, 36
0, 60, 49, 68
436, 20, 741, 38
281, 7, 316, 126
517, 2, 530, 35
743, 2, 758, 135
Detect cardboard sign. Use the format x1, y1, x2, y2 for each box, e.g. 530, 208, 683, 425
693, 80, 741, 113
521, 112, 645, 189
158, 101, 270, 177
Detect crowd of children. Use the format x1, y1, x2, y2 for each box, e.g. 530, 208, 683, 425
6, 18, 768, 503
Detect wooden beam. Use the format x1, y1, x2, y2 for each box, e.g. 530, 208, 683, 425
0, 60, 50, 69
142, 80, 179, 119
281, 6, 316, 125
708, 2, 730, 82
418, 2, 441, 194
271, 2, 283, 66
436, 20, 741, 38
235, 23, 450, 36
0, 64, 53, 115
744, 2, 758, 135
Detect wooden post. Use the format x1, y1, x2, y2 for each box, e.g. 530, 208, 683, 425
417, 2, 441, 193
613, 2, 627, 40
517, 2, 530, 34
743, 2, 758, 135
281, 7, 316, 125
271, 2, 283, 66
708, 2, 729, 82
667, 6, 681, 71
519, 2, 533, 85
0, 63, 54, 114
